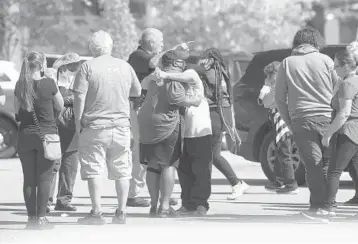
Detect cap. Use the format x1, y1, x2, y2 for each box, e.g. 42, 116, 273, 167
162, 49, 190, 64
53, 53, 81, 70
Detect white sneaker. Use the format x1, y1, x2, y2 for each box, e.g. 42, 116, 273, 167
227, 181, 250, 200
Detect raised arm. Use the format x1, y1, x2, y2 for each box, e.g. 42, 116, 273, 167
149, 51, 166, 69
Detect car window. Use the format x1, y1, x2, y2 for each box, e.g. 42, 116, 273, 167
321, 46, 346, 59
238, 60, 250, 74
0, 72, 11, 82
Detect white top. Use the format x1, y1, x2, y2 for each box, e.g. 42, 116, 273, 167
183, 69, 212, 138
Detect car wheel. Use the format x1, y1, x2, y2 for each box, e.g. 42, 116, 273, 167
0, 117, 17, 159
259, 129, 306, 186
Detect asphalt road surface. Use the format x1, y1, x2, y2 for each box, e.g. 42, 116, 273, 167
0, 152, 357, 244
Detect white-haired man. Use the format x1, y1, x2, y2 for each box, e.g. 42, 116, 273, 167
127, 28, 178, 207
72, 30, 142, 225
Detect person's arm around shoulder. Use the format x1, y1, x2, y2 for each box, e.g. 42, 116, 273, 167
71, 62, 89, 133
159, 68, 198, 85
274, 61, 291, 128
51, 78, 64, 111
167, 81, 202, 107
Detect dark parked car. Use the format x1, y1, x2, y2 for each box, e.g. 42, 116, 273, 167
0, 54, 91, 159
187, 50, 253, 86
233, 45, 346, 185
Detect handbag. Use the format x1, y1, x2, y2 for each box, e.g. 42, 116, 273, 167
32, 110, 62, 161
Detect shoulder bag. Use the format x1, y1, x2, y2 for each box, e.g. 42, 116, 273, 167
32, 110, 62, 161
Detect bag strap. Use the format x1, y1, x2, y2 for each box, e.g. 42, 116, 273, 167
32, 110, 45, 142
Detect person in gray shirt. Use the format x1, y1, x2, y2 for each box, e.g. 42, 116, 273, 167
72, 31, 142, 225
275, 27, 336, 217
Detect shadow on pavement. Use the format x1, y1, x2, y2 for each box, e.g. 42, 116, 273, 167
175, 212, 358, 224
175, 213, 319, 224
10, 211, 153, 219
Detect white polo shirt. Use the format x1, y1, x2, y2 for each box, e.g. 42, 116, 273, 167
183, 69, 212, 138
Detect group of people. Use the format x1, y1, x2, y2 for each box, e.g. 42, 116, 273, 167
259, 26, 358, 222
14, 27, 248, 230
15, 24, 358, 230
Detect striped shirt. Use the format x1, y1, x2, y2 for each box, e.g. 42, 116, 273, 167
269, 108, 292, 144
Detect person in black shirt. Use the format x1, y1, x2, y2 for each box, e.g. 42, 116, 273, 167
14, 51, 64, 230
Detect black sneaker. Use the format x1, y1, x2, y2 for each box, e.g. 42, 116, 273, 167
169, 198, 178, 206
157, 207, 180, 218
176, 206, 193, 216
77, 210, 106, 225
36, 217, 54, 230
265, 181, 284, 192
344, 196, 358, 206
127, 198, 150, 207
25, 216, 38, 230
54, 203, 77, 211
149, 206, 158, 218
46, 204, 51, 214
112, 209, 126, 224
276, 186, 299, 195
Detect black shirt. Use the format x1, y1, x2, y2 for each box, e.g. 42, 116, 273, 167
128, 46, 155, 83
15, 77, 59, 134
188, 64, 230, 107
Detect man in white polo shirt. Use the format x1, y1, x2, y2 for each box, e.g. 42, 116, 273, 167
158, 66, 212, 216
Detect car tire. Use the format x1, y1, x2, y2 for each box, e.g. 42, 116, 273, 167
259, 129, 306, 186
0, 117, 18, 159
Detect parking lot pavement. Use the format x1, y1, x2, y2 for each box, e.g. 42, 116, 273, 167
1, 152, 358, 244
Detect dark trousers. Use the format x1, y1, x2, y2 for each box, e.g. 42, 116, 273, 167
178, 135, 212, 210
325, 134, 358, 208
274, 135, 298, 188
17, 132, 55, 217
56, 150, 78, 205
348, 164, 358, 197
291, 116, 332, 209
210, 107, 240, 186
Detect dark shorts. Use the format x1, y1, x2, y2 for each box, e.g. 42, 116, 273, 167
140, 124, 181, 171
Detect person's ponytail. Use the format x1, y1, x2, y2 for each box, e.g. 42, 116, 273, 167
15, 53, 39, 112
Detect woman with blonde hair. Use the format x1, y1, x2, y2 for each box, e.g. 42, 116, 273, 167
14, 51, 64, 230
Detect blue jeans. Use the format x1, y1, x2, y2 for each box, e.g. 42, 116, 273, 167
210, 107, 240, 186
275, 135, 297, 188
291, 116, 333, 209
325, 134, 358, 208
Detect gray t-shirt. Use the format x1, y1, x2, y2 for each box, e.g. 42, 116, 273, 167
72, 54, 141, 129
138, 71, 187, 144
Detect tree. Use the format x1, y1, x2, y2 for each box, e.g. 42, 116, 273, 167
103, 0, 139, 59
148, 0, 316, 52
0, 0, 21, 60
